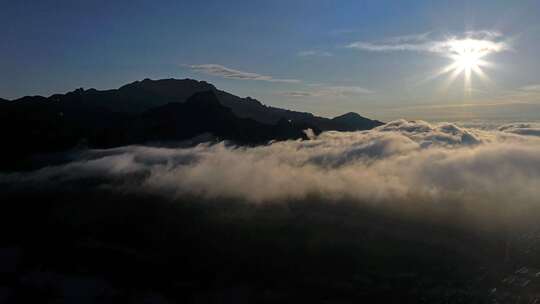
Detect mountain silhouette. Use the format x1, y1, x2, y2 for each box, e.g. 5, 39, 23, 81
16, 78, 383, 130
0, 78, 383, 170
331, 112, 382, 131
96, 91, 309, 147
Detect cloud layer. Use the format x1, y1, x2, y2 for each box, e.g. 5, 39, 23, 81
4, 120, 540, 225
498, 122, 540, 137
186, 64, 300, 83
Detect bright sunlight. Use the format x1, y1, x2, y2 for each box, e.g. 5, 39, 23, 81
437, 38, 495, 92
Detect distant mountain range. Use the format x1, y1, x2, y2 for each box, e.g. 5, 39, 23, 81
0, 78, 383, 170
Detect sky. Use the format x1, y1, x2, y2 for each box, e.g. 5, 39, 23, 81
2, 0, 540, 121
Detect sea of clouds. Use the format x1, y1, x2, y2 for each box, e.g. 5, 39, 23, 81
3, 119, 540, 223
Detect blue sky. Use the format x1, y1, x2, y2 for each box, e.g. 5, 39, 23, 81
2, 0, 540, 121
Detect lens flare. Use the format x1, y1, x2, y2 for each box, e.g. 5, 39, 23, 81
438, 38, 493, 93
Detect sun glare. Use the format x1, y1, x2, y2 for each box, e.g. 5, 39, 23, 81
437, 38, 494, 93
453, 51, 481, 71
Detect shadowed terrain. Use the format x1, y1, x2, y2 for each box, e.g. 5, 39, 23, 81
2, 186, 537, 303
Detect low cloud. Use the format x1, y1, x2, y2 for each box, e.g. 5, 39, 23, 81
3, 120, 540, 224
499, 122, 540, 137
186, 64, 300, 83
347, 30, 510, 56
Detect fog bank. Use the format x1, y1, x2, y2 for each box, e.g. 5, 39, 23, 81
3, 120, 540, 222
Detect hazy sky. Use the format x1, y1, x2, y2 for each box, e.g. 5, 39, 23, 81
2, 0, 540, 121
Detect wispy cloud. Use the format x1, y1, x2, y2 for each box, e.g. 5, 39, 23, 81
471, 84, 540, 105
279, 85, 373, 98
499, 84, 540, 103
346, 30, 510, 56
279, 91, 315, 97
388, 101, 533, 112
321, 85, 374, 95
297, 50, 333, 57
330, 28, 363, 35
520, 84, 540, 92
186, 64, 300, 83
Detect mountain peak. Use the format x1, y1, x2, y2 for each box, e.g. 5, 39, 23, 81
331, 111, 384, 131
333, 112, 364, 120
119, 78, 216, 92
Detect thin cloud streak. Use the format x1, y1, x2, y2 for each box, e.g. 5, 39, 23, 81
279, 91, 315, 97
297, 50, 333, 57
279, 85, 374, 98
387, 101, 534, 112
492, 84, 540, 103
186, 64, 301, 83
520, 84, 540, 91
346, 30, 510, 56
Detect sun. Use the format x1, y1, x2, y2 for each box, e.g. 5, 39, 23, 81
436, 38, 493, 93
453, 51, 481, 72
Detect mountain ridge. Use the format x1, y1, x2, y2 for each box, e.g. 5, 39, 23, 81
96, 91, 309, 148
4, 78, 383, 131
0, 78, 384, 170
